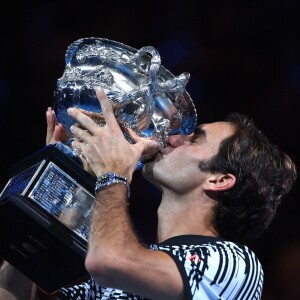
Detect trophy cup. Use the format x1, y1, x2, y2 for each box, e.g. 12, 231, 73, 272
0, 37, 197, 292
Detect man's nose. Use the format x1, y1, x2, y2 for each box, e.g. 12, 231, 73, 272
167, 134, 192, 148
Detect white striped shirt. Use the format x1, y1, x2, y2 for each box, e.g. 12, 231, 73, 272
58, 235, 263, 300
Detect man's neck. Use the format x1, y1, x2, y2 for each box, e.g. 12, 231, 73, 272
156, 190, 219, 243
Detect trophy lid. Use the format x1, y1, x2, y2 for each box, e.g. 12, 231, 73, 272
54, 37, 197, 147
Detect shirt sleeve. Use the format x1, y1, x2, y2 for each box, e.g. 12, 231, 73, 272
56, 277, 143, 299
56, 277, 99, 300
159, 242, 264, 300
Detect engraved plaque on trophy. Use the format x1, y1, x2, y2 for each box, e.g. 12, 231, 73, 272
0, 37, 197, 292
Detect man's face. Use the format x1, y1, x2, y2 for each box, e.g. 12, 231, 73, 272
142, 121, 235, 193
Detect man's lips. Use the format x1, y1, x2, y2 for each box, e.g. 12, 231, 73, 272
159, 146, 174, 155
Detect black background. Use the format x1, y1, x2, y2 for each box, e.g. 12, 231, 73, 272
0, 1, 299, 298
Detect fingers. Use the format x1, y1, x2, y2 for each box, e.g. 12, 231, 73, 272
70, 125, 92, 143
46, 107, 71, 145
67, 108, 99, 135
67, 87, 121, 135
71, 140, 98, 177
133, 139, 159, 156
71, 139, 85, 156
126, 127, 159, 154
125, 128, 142, 143
46, 107, 56, 144
95, 87, 119, 128
46, 107, 55, 127
52, 124, 64, 143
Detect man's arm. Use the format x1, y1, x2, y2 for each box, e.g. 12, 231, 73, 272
0, 261, 36, 300
68, 88, 185, 300
86, 184, 185, 300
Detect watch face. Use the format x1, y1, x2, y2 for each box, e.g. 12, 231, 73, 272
99, 173, 113, 186
106, 174, 113, 184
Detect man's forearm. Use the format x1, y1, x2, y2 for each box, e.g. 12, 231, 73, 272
0, 261, 36, 300
85, 182, 148, 291
88, 183, 143, 253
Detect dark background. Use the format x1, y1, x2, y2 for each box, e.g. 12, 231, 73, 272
0, 0, 299, 298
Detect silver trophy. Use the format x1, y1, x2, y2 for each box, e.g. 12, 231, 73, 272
54, 37, 197, 161
0, 37, 197, 292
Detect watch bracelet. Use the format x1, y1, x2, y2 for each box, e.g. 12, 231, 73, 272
94, 172, 130, 198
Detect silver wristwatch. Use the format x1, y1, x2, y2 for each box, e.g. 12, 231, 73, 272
94, 172, 130, 198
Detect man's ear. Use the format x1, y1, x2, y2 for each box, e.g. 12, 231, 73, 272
203, 173, 236, 192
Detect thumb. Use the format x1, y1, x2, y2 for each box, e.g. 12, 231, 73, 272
134, 139, 159, 155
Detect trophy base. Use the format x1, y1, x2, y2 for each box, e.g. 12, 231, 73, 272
0, 143, 96, 292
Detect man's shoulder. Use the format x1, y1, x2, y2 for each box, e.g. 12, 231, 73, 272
153, 235, 263, 271
152, 235, 264, 299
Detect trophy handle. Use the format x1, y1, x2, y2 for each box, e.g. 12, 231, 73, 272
123, 47, 191, 144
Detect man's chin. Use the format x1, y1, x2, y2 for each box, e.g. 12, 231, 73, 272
140, 152, 163, 181
141, 156, 156, 176
141, 161, 161, 191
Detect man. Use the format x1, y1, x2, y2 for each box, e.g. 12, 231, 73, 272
0, 87, 297, 299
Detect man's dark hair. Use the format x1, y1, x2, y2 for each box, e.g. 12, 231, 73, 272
199, 113, 297, 239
